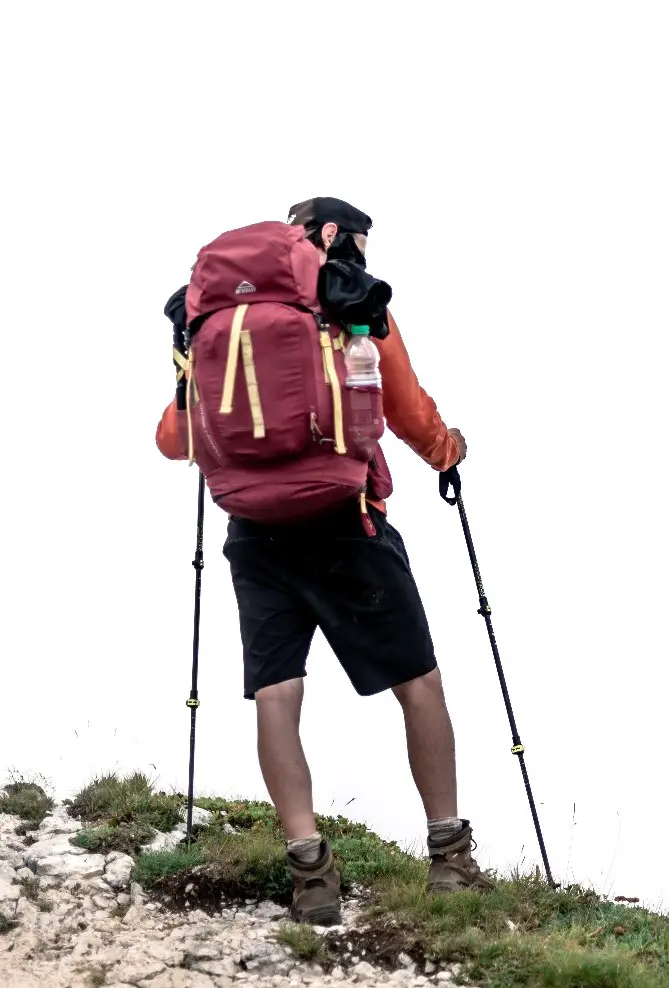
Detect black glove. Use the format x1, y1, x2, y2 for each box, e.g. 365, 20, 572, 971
165, 285, 188, 409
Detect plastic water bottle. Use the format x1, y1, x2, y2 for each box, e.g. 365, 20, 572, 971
344, 324, 383, 475
344, 325, 382, 388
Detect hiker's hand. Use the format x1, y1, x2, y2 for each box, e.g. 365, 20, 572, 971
448, 428, 467, 463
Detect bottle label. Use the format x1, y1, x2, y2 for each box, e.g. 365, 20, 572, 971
345, 386, 384, 461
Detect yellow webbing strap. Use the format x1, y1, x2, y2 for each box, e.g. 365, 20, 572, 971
240, 329, 265, 439
220, 304, 248, 413
323, 333, 346, 383
186, 349, 195, 464
174, 347, 187, 380
319, 331, 346, 455
174, 347, 198, 400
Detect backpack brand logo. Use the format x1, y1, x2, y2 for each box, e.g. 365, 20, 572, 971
235, 281, 257, 294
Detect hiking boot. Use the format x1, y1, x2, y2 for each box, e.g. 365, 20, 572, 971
427, 821, 495, 893
287, 841, 342, 926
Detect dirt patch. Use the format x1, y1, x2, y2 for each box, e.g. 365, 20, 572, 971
151, 864, 293, 914
325, 918, 441, 971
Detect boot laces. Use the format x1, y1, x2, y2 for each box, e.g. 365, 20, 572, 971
467, 839, 488, 877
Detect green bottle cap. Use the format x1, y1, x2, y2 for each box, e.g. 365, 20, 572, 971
350, 325, 370, 336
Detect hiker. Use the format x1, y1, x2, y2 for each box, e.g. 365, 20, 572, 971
156, 198, 493, 925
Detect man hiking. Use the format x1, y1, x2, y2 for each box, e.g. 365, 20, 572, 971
156, 197, 493, 926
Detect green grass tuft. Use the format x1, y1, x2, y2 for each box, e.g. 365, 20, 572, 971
463, 930, 669, 988
68, 772, 182, 832
277, 922, 330, 963
193, 796, 237, 814
131, 844, 204, 889
199, 797, 280, 832
0, 779, 54, 824
71, 821, 154, 857
200, 829, 292, 902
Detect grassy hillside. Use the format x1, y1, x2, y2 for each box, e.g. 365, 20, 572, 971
2, 773, 668, 987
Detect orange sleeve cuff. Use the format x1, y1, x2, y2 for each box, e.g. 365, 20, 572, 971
156, 398, 188, 460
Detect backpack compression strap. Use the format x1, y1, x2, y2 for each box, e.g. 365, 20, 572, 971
319, 327, 346, 455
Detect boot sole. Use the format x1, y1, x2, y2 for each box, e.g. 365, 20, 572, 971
290, 904, 342, 926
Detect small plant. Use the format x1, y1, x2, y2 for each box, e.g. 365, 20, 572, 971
110, 901, 130, 920
193, 796, 232, 813
0, 915, 19, 936
0, 773, 54, 824
19, 875, 53, 913
68, 772, 182, 833
88, 968, 106, 987
277, 922, 330, 963
71, 821, 154, 857
201, 798, 280, 832
19, 875, 42, 901
131, 844, 204, 889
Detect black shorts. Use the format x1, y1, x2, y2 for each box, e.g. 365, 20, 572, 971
223, 502, 437, 699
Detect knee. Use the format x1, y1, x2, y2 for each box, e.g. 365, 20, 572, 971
256, 677, 304, 712
393, 667, 444, 708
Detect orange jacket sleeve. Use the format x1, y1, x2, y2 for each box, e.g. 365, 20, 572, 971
376, 311, 460, 471
156, 397, 188, 460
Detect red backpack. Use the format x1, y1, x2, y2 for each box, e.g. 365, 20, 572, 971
180, 221, 392, 531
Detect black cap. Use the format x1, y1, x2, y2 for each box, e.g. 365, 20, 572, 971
287, 197, 372, 237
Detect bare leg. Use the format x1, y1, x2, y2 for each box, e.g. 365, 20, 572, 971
255, 678, 317, 840
393, 668, 458, 819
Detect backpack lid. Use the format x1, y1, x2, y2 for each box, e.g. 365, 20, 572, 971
186, 221, 321, 326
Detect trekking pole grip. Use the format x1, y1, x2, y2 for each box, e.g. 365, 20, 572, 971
439, 465, 461, 505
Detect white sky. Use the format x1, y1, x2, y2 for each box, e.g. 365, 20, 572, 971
2, 2, 668, 911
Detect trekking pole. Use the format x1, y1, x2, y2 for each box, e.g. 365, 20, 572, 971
185, 470, 205, 842
164, 286, 204, 842
439, 466, 556, 888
